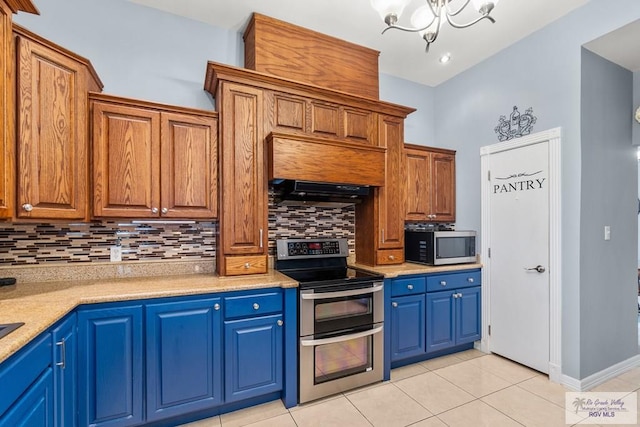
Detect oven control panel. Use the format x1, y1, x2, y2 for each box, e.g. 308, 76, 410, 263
276, 239, 348, 259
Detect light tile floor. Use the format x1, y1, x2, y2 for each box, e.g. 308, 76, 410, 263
179, 349, 640, 427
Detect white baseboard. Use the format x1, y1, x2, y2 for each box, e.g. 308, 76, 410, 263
561, 353, 640, 391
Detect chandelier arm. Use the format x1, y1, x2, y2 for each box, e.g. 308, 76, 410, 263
425, 0, 439, 20
444, 0, 472, 17
446, 13, 495, 29
381, 16, 437, 34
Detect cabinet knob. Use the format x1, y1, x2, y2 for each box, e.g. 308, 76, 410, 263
453, 293, 459, 299
468, 277, 474, 283
161, 207, 168, 214
277, 320, 283, 326
440, 281, 447, 286
253, 303, 260, 310
392, 302, 398, 308
214, 303, 220, 311
151, 207, 159, 214
389, 255, 395, 260
244, 262, 251, 269
22, 203, 33, 212
407, 284, 413, 290
432, 214, 437, 219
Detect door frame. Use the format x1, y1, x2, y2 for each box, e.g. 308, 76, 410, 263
480, 127, 562, 382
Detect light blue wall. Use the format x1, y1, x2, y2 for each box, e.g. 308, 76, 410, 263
580, 48, 637, 377
433, 0, 640, 379
634, 72, 640, 146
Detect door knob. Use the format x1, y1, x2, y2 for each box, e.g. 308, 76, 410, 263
525, 265, 546, 273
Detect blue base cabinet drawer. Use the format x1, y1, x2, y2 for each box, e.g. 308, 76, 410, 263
390, 276, 426, 297
224, 291, 283, 319
426, 271, 480, 292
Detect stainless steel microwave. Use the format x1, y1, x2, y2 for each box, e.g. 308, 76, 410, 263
405, 230, 477, 265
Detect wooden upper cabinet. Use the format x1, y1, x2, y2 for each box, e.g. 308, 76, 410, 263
14, 26, 102, 220
0, 2, 13, 219
91, 94, 218, 219
356, 114, 405, 266
217, 82, 267, 275
404, 143, 456, 223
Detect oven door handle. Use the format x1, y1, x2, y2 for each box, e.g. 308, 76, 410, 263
300, 283, 384, 300
300, 325, 383, 347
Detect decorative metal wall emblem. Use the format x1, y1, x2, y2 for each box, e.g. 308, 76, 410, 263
495, 106, 537, 142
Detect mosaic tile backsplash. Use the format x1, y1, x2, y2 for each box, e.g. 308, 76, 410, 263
0, 192, 356, 265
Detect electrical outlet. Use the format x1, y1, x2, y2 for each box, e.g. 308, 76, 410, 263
110, 245, 122, 262
604, 225, 611, 241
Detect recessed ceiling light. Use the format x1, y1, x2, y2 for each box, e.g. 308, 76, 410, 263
439, 53, 451, 64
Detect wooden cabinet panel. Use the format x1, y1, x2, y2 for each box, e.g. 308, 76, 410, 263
344, 108, 375, 145
0, 3, 13, 219
311, 102, 339, 137
161, 112, 217, 218
218, 82, 266, 272
92, 102, 160, 217
377, 115, 404, 251
404, 144, 456, 222
272, 94, 305, 131
16, 35, 88, 219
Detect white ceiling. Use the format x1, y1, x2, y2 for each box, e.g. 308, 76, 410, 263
127, 0, 593, 87
584, 19, 640, 72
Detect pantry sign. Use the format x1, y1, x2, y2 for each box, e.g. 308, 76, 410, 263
493, 170, 545, 195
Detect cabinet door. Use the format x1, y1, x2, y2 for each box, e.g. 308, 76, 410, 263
404, 147, 430, 221
78, 305, 143, 427
0, 369, 54, 427
430, 152, 456, 222
456, 286, 481, 345
52, 314, 76, 427
146, 298, 222, 422
376, 115, 404, 253
0, 4, 13, 219
390, 295, 426, 362
15, 35, 89, 219
425, 291, 455, 353
160, 112, 217, 218
92, 101, 160, 217
218, 82, 267, 274
224, 314, 283, 403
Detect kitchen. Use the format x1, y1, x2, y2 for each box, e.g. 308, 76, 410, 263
1, 0, 640, 426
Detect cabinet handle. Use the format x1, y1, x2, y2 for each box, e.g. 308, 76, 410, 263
22, 203, 33, 212
432, 214, 437, 219
440, 281, 447, 286
253, 303, 260, 310
277, 320, 283, 326
214, 303, 220, 311
244, 262, 251, 269
407, 284, 413, 290
389, 255, 395, 260
468, 277, 474, 283
259, 229, 263, 249
56, 339, 66, 369
151, 207, 158, 214
392, 302, 398, 308
452, 293, 458, 299
161, 207, 168, 214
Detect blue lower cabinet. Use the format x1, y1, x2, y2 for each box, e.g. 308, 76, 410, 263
456, 286, 481, 344
78, 304, 144, 427
146, 298, 223, 422
224, 314, 283, 403
0, 368, 54, 427
426, 286, 481, 352
52, 314, 76, 427
390, 294, 426, 362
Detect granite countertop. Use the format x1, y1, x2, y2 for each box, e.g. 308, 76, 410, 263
349, 261, 483, 278
0, 268, 297, 365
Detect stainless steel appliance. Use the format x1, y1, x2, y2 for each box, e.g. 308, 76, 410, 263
275, 238, 384, 404
405, 230, 477, 265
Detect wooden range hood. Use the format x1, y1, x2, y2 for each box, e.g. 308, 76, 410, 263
266, 132, 386, 187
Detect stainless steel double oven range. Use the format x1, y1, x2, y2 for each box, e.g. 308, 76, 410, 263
275, 238, 384, 404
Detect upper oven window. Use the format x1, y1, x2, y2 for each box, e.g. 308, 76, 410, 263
314, 294, 373, 335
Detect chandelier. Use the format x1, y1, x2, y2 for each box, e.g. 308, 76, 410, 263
370, 0, 500, 53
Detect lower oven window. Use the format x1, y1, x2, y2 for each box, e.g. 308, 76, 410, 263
314, 334, 373, 385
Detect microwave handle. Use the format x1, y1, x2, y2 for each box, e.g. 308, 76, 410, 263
300, 325, 383, 347
300, 283, 383, 300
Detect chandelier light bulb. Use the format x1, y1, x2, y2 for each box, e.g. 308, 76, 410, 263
410, 5, 435, 37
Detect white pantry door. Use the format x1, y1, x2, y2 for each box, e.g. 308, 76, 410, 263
484, 137, 551, 374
